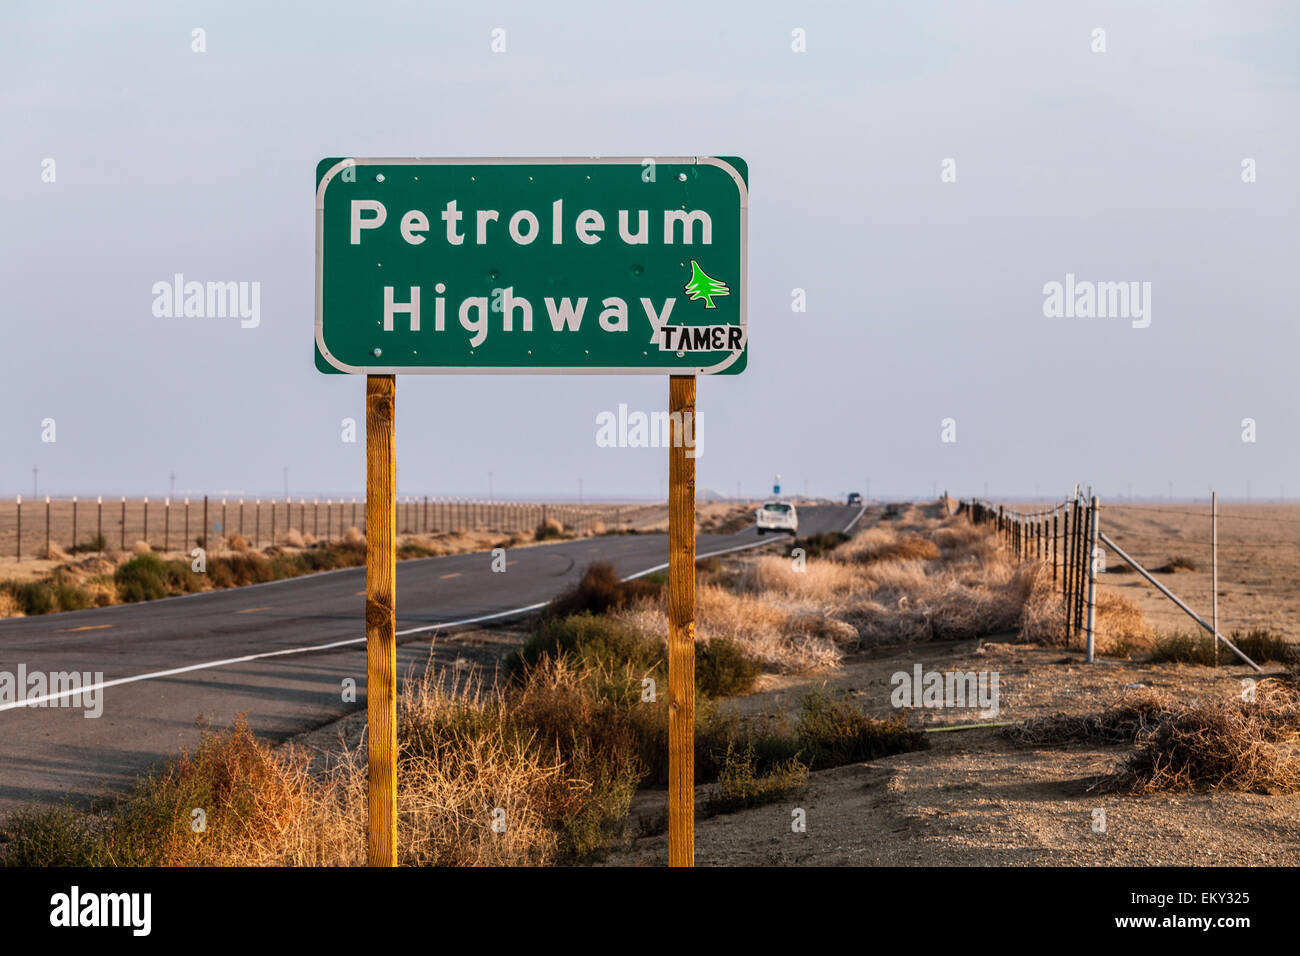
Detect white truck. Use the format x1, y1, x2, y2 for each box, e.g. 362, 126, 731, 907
756, 500, 798, 536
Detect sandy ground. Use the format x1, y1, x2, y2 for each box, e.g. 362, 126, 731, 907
1100, 503, 1300, 643
607, 640, 1300, 866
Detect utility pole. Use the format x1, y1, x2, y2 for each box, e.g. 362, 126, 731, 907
283, 467, 289, 499
578, 478, 583, 504
170, 471, 176, 498
32, 467, 38, 498
488, 471, 494, 502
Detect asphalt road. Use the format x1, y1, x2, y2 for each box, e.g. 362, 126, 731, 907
0, 504, 862, 812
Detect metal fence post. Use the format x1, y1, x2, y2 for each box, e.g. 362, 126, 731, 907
1211, 491, 1219, 667
1085, 495, 1100, 662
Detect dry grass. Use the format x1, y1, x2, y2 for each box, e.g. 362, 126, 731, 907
1005, 677, 1300, 795
743, 554, 864, 600
1120, 678, 1300, 794
0, 590, 22, 617
131, 540, 151, 555
1017, 564, 1154, 655
1006, 688, 1175, 745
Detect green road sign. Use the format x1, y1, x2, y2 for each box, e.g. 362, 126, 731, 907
315, 157, 748, 375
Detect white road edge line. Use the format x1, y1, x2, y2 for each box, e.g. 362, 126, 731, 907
1, 509, 864, 711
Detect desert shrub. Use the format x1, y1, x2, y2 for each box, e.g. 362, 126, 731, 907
4, 581, 55, 615
1119, 679, 1300, 793
705, 742, 808, 815
1152, 629, 1295, 666
285, 529, 306, 548
697, 637, 763, 697
114, 553, 201, 602
543, 562, 663, 620
53, 582, 92, 611
795, 687, 928, 769
0, 804, 106, 866
2, 716, 324, 867
397, 542, 435, 559
1, 572, 94, 614
1153, 556, 1197, 573
1004, 688, 1174, 745
789, 531, 850, 559
852, 533, 939, 565
509, 612, 664, 688
535, 517, 564, 540
69, 534, 106, 555
102, 715, 321, 865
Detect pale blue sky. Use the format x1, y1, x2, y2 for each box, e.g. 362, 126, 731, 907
2, 1, 1297, 501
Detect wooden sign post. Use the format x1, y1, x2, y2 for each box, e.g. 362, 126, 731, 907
365, 374, 397, 866
667, 374, 696, 867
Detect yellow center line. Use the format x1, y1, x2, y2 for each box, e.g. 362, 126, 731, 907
56, 624, 113, 633
234, 606, 273, 614
440, 572, 461, 579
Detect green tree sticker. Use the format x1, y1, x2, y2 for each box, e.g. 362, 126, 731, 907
683, 260, 730, 309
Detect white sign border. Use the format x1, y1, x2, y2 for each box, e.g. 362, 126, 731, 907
315, 156, 748, 375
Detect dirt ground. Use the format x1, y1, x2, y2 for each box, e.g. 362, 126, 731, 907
607, 640, 1300, 866
1101, 502, 1300, 644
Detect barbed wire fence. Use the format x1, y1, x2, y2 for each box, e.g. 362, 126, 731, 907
958, 488, 1266, 670
0, 495, 668, 560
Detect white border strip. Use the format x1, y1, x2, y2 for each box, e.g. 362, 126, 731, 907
314, 156, 747, 376
1, 509, 862, 710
